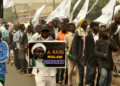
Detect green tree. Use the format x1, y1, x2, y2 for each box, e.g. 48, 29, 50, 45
71, 0, 120, 23
3, 7, 16, 23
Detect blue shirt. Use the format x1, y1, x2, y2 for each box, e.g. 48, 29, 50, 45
13, 30, 26, 49
2, 29, 10, 38
0, 40, 9, 74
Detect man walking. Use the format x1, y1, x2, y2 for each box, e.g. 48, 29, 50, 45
20, 25, 34, 76
70, 19, 90, 86
65, 23, 79, 86
95, 27, 119, 86
0, 31, 9, 83
110, 14, 120, 77
82, 22, 100, 86
50, 18, 60, 39
13, 24, 26, 74
2, 24, 10, 64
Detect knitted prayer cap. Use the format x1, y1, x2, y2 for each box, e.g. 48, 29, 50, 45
78, 19, 86, 27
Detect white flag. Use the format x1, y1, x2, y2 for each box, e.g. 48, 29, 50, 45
4, 0, 15, 8
45, 0, 67, 23
31, 5, 46, 27
102, 0, 116, 15
58, 0, 72, 21
87, 0, 98, 14
94, 5, 120, 24
69, 0, 81, 22
73, 0, 89, 23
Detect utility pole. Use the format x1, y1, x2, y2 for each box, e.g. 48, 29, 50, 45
53, 0, 55, 10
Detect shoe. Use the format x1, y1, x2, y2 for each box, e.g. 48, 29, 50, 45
59, 81, 62, 85
56, 81, 59, 84
113, 74, 120, 77
6, 62, 9, 64
18, 70, 20, 73
11, 62, 14, 66
28, 74, 32, 77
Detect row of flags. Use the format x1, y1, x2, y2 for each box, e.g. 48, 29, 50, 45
0, 0, 120, 26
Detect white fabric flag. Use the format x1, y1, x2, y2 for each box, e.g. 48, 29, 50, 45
102, 0, 116, 15
69, 0, 81, 22
4, 0, 15, 8
31, 5, 46, 27
45, 0, 67, 23
87, 0, 98, 14
73, 0, 89, 23
58, 0, 71, 21
94, 5, 120, 25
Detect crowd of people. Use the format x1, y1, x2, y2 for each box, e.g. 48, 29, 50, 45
0, 15, 120, 86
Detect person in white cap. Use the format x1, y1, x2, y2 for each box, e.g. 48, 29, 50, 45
30, 24, 56, 86
31, 43, 46, 68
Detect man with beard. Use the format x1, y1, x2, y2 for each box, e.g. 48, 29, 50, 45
82, 22, 100, 86
49, 18, 60, 40
110, 14, 120, 77
95, 27, 119, 86
31, 24, 56, 86
31, 43, 46, 68
70, 19, 90, 86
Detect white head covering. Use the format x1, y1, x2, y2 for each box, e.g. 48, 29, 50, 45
31, 43, 46, 54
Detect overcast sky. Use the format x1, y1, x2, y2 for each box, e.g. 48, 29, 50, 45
14, 0, 63, 3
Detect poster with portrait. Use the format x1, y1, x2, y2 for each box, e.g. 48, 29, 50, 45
29, 41, 66, 68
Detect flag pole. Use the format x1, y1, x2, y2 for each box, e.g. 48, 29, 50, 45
106, 6, 115, 54
14, 5, 18, 23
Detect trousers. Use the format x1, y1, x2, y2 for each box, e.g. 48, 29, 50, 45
35, 76, 56, 86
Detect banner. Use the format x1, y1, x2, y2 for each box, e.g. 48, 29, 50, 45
29, 41, 66, 68
0, 0, 3, 18
69, 0, 81, 22
3, 0, 14, 8
59, 0, 71, 21
31, 5, 46, 27
73, 0, 89, 23
45, 0, 67, 23
102, 0, 116, 15
94, 5, 120, 24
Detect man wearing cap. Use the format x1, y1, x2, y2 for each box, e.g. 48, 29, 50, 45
31, 43, 46, 68
81, 22, 100, 86
0, 31, 9, 83
110, 14, 120, 77
31, 24, 56, 86
70, 19, 90, 86
49, 18, 61, 40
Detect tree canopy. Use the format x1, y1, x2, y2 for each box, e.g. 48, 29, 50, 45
3, 7, 16, 23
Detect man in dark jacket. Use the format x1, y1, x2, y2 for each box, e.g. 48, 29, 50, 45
70, 19, 90, 86
49, 18, 60, 39
94, 27, 119, 86
110, 15, 120, 77
8, 24, 18, 66
82, 22, 100, 86
20, 25, 34, 75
